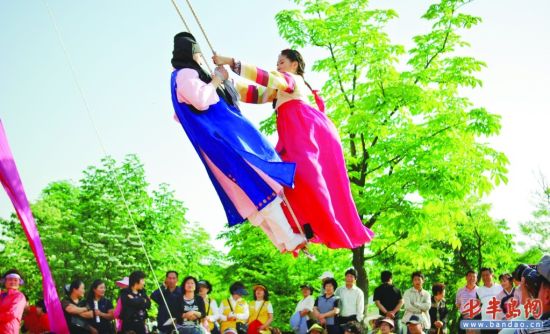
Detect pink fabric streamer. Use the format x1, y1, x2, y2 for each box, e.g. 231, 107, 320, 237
0, 120, 69, 334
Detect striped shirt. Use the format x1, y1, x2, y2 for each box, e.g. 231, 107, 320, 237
456, 285, 478, 315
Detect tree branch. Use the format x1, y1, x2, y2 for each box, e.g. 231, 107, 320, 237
365, 232, 407, 260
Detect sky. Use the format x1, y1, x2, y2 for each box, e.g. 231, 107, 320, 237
1, 0, 549, 251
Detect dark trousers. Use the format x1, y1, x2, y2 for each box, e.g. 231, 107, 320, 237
326, 325, 339, 334
122, 321, 146, 334
337, 315, 358, 324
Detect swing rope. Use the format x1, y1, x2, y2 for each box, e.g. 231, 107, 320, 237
40, 0, 179, 331
172, 0, 313, 256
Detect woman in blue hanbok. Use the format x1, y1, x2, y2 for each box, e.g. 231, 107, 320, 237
170, 32, 305, 252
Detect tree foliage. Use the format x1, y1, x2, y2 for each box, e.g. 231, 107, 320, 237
275, 0, 508, 304
0, 155, 222, 303
521, 173, 550, 252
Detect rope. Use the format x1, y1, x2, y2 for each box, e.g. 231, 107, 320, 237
281, 193, 315, 260
174, 0, 313, 259
170, 0, 213, 73
40, 0, 178, 331
182, 0, 216, 55
170, 0, 191, 32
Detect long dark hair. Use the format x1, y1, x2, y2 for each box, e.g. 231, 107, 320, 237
280, 49, 313, 92
86, 279, 105, 303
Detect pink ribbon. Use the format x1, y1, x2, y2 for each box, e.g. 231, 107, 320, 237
0, 120, 69, 334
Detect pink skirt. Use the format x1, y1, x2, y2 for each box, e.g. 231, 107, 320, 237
276, 99, 373, 248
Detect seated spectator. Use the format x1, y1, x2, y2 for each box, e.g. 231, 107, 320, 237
180, 276, 206, 334
378, 318, 395, 334
0, 269, 27, 334
365, 315, 383, 334
22, 299, 50, 334
198, 280, 220, 334
406, 315, 424, 334
342, 321, 363, 334
308, 323, 324, 334
428, 283, 448, 334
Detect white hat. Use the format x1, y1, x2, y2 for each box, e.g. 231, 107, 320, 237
116, 277, 129, 288
319, 271, 334, 280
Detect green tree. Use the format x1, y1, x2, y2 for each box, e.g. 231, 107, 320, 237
219, 224, 352, 329
275, 0, 508, 307
521, 173, 550, 252
0, 155, 223, 303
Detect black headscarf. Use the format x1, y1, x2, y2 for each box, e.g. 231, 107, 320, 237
171, 32, 233, 106
171, 32, 211, 83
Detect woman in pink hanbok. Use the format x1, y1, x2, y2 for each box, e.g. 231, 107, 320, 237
213, 49, 373, 249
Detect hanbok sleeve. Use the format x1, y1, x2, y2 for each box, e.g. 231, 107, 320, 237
231, 61, 296, 93
175, 69, 220, 111
235, 80, 278, 104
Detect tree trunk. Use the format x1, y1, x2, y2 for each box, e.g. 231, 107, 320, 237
352, 245, 368, 318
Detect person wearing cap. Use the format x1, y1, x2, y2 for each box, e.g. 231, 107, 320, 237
294, 284, 315, 333
113, 277, 128, 333
313, 278, 340, 334
0, 269, 27, 333
514, 254, 550, 333
150, 271, 182, 334
219, 282, 250, 334
170, 31, 306, 254
365, 315, 383, 333
373, 271, 403, 334
377, 318, 395, 334
335, 268, 364, 325
198, 280, 220, 334
308, 323, 325, 334
248, 285, 274, 334
406, 315, 423, 334
402, 271, 430, 332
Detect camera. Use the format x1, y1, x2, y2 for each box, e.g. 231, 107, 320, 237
513, 263, 542, 298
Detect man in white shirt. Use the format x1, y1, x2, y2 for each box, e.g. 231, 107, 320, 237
292, 284, 316, 333
477, 267, 502, 334
402, 271, 431, 332
335, 268, 365, 325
